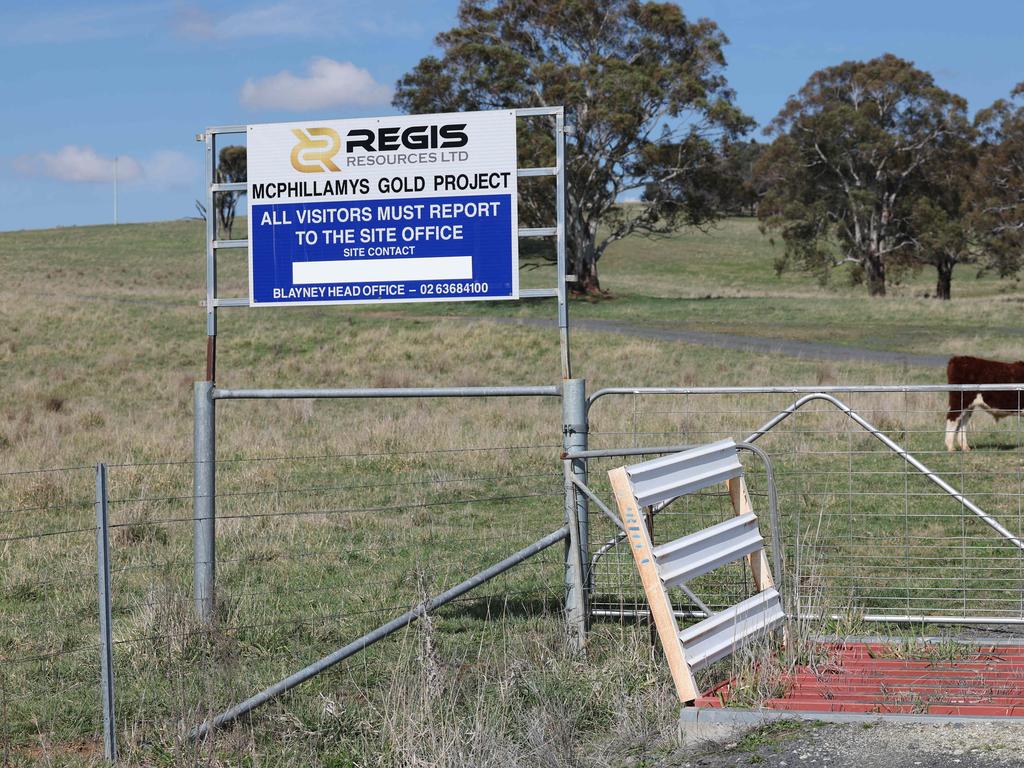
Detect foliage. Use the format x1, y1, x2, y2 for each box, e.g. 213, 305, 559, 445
393, 0, 751, 294
755, 54, 971, 296
904, 123, 977, 299
973, 82, 1024, 279
716, 139, 765, 216
215, 145, 247, 239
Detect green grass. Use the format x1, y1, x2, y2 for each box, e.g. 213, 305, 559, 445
2, 216, 1023, 765
407, 217, 1024, 359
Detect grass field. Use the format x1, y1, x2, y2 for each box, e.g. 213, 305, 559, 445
3, 217, 1024, 766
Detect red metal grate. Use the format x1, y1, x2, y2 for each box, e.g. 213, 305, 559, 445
695, 642, 1024, 716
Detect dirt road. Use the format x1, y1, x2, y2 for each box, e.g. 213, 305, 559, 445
484, 316, 950, 367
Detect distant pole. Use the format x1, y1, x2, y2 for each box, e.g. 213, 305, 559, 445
113, 156, 119, 226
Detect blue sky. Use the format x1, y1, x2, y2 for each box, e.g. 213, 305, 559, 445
1, 1, 1021, 231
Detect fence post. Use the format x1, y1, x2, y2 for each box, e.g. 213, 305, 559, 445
193, 381, 216, 623
95, 464, 117, 763
562, 378, 589, 647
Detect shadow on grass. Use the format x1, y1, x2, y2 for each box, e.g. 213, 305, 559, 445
966, 440, 1020, 452
437, 594, 564, 622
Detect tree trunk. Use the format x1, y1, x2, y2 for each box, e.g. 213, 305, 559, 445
574, 253, 602, 295
864, 253, 886, 297
570, 222, 604, 296
935, 260, 953, 300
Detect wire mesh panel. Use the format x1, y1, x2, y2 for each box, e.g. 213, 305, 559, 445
587, 387, 1024, 625
0, 466, 102, 763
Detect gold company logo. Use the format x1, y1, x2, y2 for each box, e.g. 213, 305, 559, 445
290, 127, 341, 173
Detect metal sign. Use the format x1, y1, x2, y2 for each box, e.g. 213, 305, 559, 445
246, 109, 519, 306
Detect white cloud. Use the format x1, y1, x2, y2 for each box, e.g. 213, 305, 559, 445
240, 57, 392, 111
14, 146, 198, 188
14, 146, 142, 183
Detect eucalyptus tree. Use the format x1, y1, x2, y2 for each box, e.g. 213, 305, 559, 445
393, 0, 751, 294
973, 83, 1024, 278
756, 54, 970, 296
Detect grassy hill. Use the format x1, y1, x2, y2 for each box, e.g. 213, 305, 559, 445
3, 218, 1023, 766
3, 215, 1020, 471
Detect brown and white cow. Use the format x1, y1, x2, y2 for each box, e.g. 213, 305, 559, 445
946, 356, 1024, 451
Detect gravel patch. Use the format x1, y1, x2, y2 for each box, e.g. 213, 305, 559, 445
680, 721, 1024, 768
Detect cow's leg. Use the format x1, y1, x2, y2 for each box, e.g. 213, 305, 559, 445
946, 391, 969, 452
957, 407, 975, 451
945, 414, 960, 451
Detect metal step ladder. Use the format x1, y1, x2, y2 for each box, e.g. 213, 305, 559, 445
608, 439, 785, 703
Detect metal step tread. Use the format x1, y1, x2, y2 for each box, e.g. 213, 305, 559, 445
626, 439, 743, 507
654, 513, 764, 587
678, 588, 785, 671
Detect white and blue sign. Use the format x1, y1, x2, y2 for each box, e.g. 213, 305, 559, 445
246, 110, 519, 306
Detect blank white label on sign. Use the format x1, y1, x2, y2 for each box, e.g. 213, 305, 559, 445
293, 256, 472, 285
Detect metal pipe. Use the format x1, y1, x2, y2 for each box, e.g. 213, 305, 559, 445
193, 526, 569, 738
514, 106, 564, 117
735, 441, 785, 600
213, 385, 560, 400
743, 393, 1024, 553
204, 124, 247, 135
562, 464, 588, 650
203, 131, 216, 378
193, 382, 216, 623
588, 383, 1024, 406
518, 166, 557, 177
562, 378, 588, 645
555, 108, 571, 380
570, 476, 625, 533
95, 464, 117, 763
678, 584, 715, 617
564, 444, 696, 460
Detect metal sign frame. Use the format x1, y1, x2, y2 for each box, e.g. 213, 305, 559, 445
192, 108, 589, 648
197, 106, 572, 380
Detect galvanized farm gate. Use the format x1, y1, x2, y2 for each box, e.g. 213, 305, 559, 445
582, 385, 1024, 627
